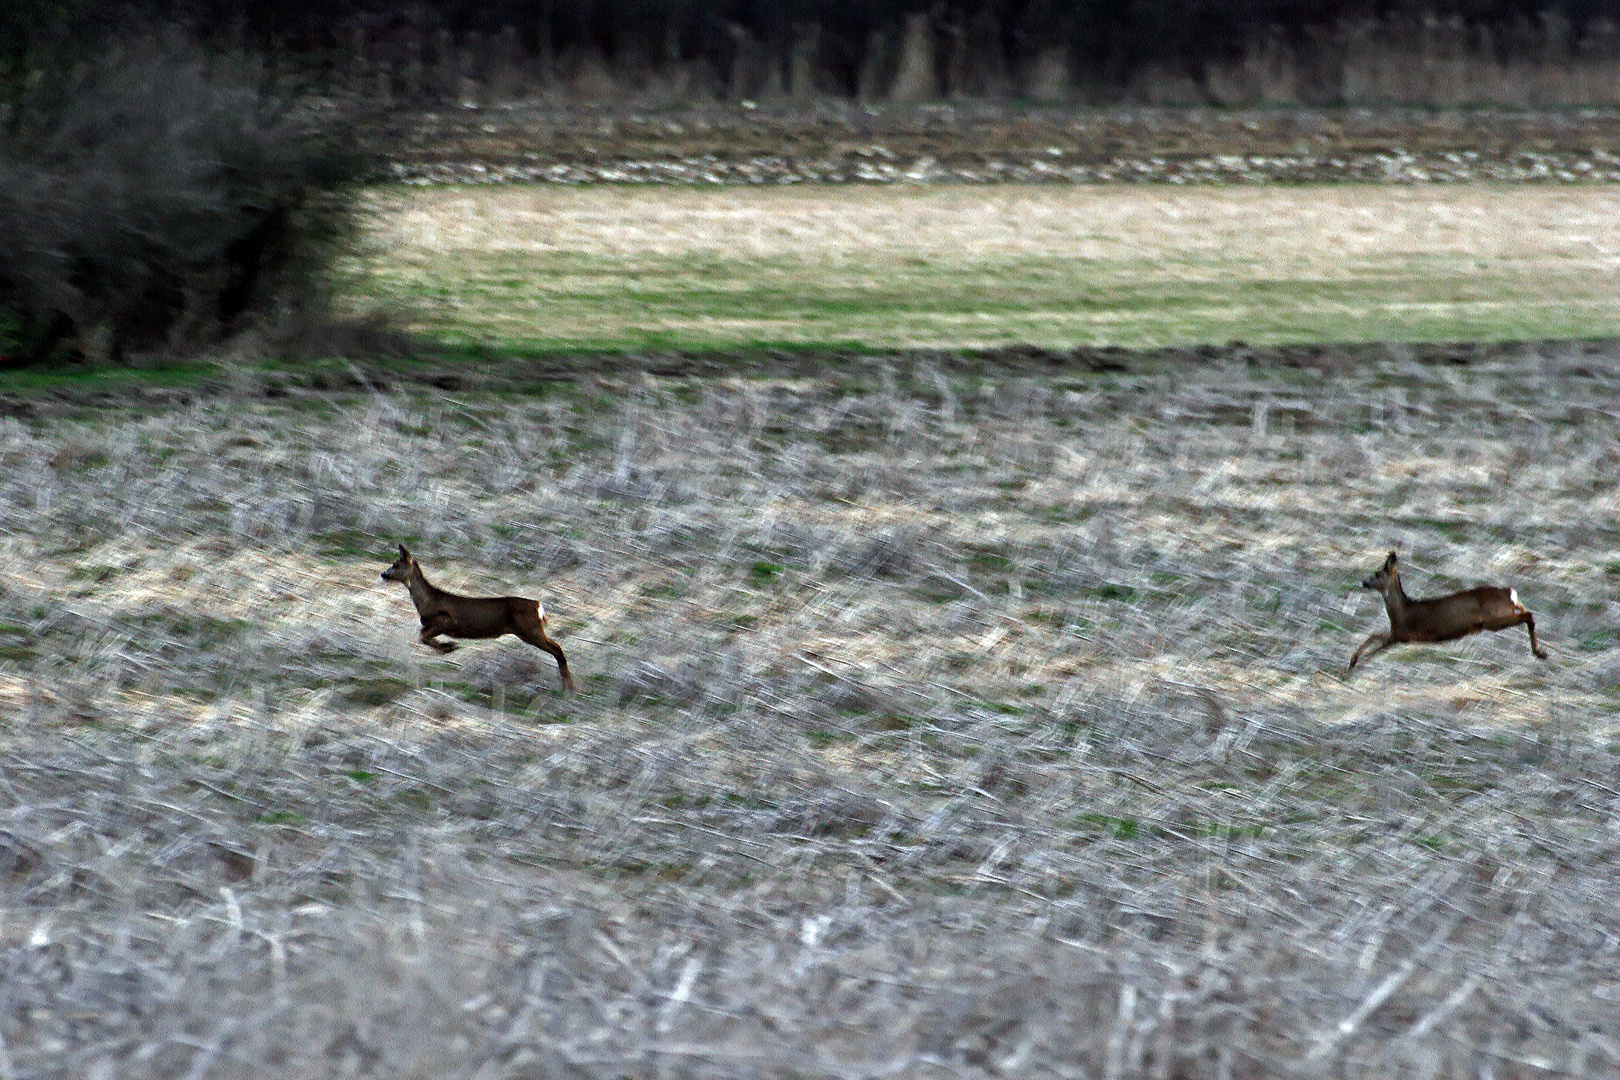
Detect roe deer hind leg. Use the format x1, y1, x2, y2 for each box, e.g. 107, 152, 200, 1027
1522, 612, 1548, 659
516, 622, 576, 692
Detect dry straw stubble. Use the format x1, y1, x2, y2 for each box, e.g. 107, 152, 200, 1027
1, 349, 1620, 1076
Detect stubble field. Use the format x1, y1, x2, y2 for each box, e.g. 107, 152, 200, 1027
4, 340, 1620, 1075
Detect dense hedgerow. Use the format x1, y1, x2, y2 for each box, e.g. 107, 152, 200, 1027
0, 31, 372, 366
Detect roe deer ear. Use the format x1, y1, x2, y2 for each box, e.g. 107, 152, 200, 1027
398, 544, 411, 558
1385, 551, 1398, 567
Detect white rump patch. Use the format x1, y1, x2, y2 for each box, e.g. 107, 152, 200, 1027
1509, 589, 1520, 607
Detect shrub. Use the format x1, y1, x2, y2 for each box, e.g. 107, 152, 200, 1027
0, 31, 374, 367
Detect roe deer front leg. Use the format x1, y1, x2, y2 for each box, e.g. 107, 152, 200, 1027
421, 612, 459, 653
1346, 631, 1391, 673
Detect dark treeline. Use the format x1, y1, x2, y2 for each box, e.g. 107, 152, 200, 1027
9, 1, 1620, 105
4, 0, 1620, 368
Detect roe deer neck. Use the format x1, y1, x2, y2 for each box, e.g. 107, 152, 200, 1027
1380, 578, 1411, 628
404, 564, 442, 613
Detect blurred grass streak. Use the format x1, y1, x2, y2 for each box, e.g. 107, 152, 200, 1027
358, 184, 1620, 352
2, 350, 1620, 1075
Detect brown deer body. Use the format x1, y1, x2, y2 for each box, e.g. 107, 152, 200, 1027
382, 546, 577, 691
1347, 551, 1547, 673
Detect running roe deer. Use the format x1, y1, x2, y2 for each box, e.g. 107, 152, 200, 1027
1346, 551, 1547, 673
381, 545, 577, 691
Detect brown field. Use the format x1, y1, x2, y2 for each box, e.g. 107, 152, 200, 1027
388, 102, 1620, 186
3, 345, 1620, 1076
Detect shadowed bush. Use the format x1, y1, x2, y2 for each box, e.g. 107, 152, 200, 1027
0, 31, 373, 367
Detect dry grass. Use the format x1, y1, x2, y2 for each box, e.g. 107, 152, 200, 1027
3, 347, 1620, 1076
362, 184, 1620, 351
